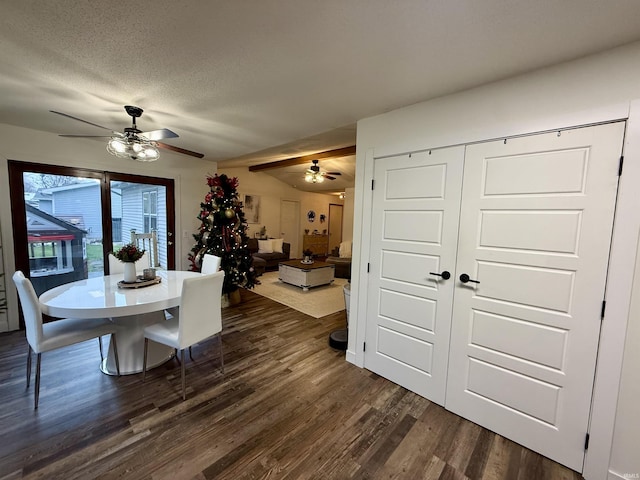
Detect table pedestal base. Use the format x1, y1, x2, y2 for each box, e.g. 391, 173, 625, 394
101, 311, 174, 375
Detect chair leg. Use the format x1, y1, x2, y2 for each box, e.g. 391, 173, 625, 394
142, 338, 149, 382
174, 348, 180, 364
111, 334, 121, 376
98, 336, 104, 362
181, 349, 186, 401
26, 344, 33, 388
34, 353, 42, 409
218, 332, 225, 374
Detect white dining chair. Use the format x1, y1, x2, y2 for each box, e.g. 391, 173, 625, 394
131, 229, 159, 268
142, 270, 225, 400
164, 253, 222, 322
201, 253, 222, 274
12, 271, 121, 409
108, 252, 150, 275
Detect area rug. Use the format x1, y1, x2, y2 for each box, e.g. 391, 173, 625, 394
252, 271, 348, 318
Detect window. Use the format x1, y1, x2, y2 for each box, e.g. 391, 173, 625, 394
143, 189, 158, 233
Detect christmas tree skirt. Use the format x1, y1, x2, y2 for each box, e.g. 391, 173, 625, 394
252, 271, 348, 318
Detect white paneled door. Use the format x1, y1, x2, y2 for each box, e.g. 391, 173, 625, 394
447, 123, 624, 471
365, 147, 465, 405
364, 122, 625, 471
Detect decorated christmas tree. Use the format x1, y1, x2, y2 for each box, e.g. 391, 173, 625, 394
188, 173, 257, 295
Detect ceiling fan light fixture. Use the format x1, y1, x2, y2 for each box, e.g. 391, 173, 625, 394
107, 137, 127, 154
106, 135, 159, 162
305, 172, 325, 183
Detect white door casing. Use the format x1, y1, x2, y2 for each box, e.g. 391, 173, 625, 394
364, 147, 464, 405
445, 123, 625, 471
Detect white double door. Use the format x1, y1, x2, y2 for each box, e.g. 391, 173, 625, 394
364, 122, 625, 471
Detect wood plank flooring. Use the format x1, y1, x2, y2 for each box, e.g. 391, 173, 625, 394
0, 290, 584, 479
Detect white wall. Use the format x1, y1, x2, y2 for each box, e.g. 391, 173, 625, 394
351, 41, 640, 480
221, 167, 344, 258
0, 124, 217, 331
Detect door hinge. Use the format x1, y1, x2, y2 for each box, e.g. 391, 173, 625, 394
371, 179, 375, 190
584, 433, 590, 450
367, 263, 370, 273
601, 300, 606, 320
619, 156, 624, 176
363, 342, 366, 352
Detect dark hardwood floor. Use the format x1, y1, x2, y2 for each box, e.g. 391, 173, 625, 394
0, 290, 583, 480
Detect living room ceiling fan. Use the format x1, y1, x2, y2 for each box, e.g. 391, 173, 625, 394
304, 159, 341, 183
50, 105, 204, 161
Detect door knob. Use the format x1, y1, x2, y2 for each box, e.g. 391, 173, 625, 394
459, 273, 480, 284
429, 271, 451, 280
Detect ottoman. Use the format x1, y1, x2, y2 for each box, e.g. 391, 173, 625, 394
325, 256, 351, 279
252, 256, 267, 276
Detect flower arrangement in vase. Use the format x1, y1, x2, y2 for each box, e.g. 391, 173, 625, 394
114, 243, 145, 283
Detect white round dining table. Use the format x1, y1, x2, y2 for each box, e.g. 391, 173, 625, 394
39, 270, 203, 375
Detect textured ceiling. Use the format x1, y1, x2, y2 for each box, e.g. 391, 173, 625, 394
2, 1, 640, 193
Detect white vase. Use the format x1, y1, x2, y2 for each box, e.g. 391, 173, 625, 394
123, 262, 137, 283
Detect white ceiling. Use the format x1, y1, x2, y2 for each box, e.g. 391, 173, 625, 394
2, 1, 640, 194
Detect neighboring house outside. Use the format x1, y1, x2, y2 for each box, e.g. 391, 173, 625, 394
28, 181, 165, 267
24, 191, 53, 214
118, 182, 167, 269
39, 181, 123, 242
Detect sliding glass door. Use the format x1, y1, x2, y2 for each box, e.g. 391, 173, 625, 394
8, 161, 175, 300
107, 174, 173, 270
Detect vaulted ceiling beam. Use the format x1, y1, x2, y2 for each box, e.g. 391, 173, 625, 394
248, 145, 356, 172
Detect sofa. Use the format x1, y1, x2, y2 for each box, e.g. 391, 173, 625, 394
325, 241, 352, 279
247, 238, 290, 271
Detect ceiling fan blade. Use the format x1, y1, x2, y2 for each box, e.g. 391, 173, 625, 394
325, 175, 337, 180
50, 110, 113, 131
59, 134, 116, 138
140, 128, 179, 141
157, 141, 204, 158
325, 171, 342, 175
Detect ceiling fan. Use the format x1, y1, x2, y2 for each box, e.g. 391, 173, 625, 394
51, 105, 204, 161
305, 159, 341, 183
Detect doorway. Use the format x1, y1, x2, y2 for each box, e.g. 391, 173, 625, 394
328, 203, 343, 254
279, 199, 300, 257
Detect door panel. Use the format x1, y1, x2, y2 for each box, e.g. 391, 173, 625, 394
365, 147, 465, 404
9, 164, 104, 297
446, 122, 625, 471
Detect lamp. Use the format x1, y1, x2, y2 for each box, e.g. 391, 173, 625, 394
107, 135, 159, 162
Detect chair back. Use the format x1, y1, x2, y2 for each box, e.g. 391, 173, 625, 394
131, 229, 159, 267
12, 271, 44, 351
108, 252, 150, 274
178, 271, 225, 349
201, 254, 222, 274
